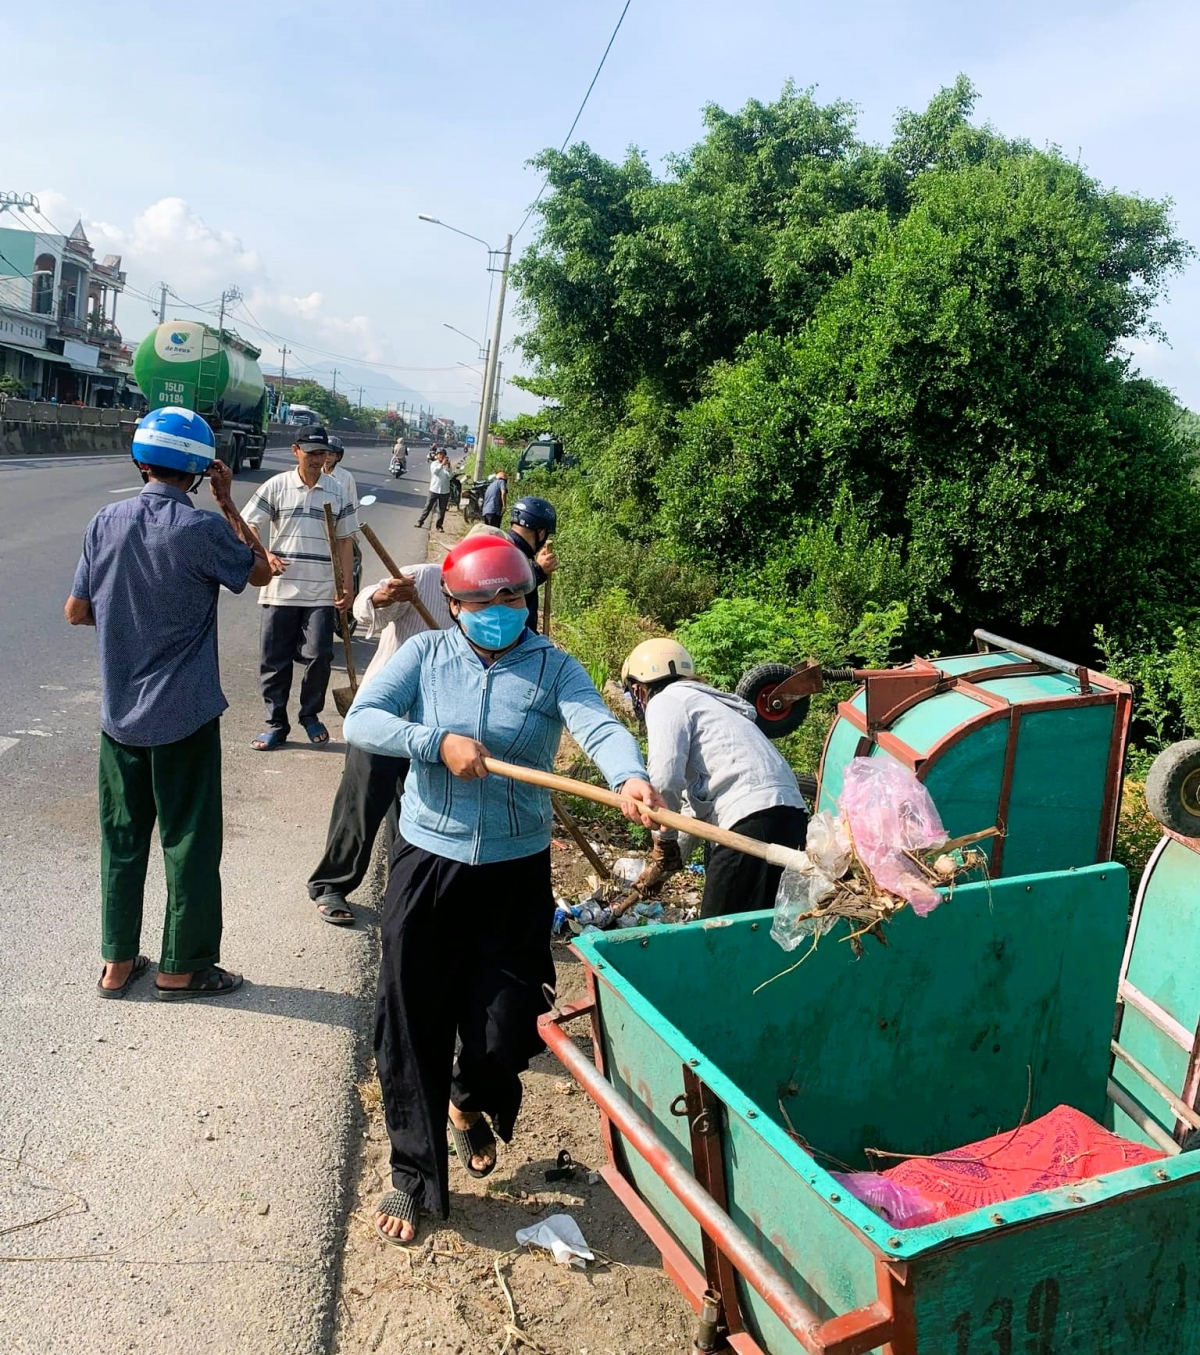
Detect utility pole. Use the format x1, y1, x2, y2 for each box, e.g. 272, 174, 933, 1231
216, 285, 241, 339
157, 282, 168, 325
356, 386, 363, 411
331, 368, 338, 396
278, 345, 288, 417
474, 232, 512, 480
473, 339, 491, 465
490, 360, 503, 428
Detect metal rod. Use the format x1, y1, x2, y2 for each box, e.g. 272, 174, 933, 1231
1119, 979, 1195, 1053
1111, 1040, 1200, 1131
972, 629, 1090, 684
323, 503, 357, 691
1106, 1078, 1181, 1155
540, 1011, 884, 1353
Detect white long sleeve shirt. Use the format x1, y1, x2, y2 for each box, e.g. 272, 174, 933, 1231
352, 562, 452, 689
428, 461, 452, 494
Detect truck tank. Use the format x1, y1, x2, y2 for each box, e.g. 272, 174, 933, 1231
132, 321, 267, 426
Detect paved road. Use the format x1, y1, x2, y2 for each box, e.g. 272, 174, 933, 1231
0, 443, 430, 1353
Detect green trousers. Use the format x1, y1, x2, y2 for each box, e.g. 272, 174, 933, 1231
99, 717, 224, 974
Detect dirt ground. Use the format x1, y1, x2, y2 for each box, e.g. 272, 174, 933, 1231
333, 511, 696, 1355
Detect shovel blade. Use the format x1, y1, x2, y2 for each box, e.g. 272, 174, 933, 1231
333, 686, 356, 718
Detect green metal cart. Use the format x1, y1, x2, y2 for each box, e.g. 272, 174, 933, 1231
538, 643, 1200, 1353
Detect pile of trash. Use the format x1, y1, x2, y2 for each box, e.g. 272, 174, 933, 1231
771, 759, 991, 956
553, 856, 704, 937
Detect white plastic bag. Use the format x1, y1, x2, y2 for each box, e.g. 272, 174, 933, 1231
771, 861, 838, 951
805, 809, 853, 880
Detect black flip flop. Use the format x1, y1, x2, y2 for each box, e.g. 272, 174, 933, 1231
316, 895, 355, 926
97, 954, 150, 1000
155, 965, 243, 1002
448, 1115, 497, 1179
374, 1189, 422, 1248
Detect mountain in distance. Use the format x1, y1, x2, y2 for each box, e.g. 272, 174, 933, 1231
261, 359, 476, 425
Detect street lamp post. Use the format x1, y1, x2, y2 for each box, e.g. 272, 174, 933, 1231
420, 214, 512, 480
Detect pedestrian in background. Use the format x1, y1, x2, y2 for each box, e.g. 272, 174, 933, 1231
65, 408, 273, 1001
323, 435, 359, 511
243, 425, 358, 750
416, 449, 452, 532
481, 469, 507, 526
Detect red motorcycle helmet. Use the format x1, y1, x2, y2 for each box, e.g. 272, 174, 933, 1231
441, 535, 535, 602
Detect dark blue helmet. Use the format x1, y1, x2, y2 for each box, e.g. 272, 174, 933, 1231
510, 496, 556, 535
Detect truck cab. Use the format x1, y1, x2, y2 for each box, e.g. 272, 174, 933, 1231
516, 436, 572, 479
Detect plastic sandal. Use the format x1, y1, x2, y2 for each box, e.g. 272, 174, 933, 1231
374, 1189, 421, 1247
155, 965, 244, 1002
302, 721, 330, 745
448, 1114, 497, 1179
97, 955, 150, 999
251, 730, 287, 751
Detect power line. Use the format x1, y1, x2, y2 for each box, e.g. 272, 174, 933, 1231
512, 0, 632, 241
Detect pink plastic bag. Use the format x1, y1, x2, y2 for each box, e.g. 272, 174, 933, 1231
830, 1172, 942, 1229
837, 759, 946, 916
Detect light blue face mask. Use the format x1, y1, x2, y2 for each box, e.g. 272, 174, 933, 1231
457, 601, 527, 651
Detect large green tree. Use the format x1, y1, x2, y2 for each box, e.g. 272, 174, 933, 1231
514, 78, 1197, 651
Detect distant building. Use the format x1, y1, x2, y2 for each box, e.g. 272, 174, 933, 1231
0, 219, 131, 405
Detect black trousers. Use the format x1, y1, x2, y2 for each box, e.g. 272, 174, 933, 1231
259, 604, 335, 735
482, 512, 502, 527
701, 803, 808, 919
307, 746, 409, 900
416, 492, 449, 530
375, 838, 555, 1215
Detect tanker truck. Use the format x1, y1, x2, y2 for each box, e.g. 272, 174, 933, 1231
131, 321, 269, 472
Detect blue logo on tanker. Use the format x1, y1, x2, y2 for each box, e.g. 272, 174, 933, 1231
169, 332, 188, 345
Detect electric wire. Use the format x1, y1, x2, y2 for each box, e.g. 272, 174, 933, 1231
512, 0, 632, 241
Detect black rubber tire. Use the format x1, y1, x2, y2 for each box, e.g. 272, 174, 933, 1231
249, 455, 262, 470
229, 436, 243, 475
462, 498, 480, 524
736, 663, 810, 740
1145, 740, 1200, 837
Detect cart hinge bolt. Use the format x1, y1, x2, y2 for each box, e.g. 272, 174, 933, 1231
888, 1237, 902, 1248
689, 1058, 699, 1066
990, 1213, 1005, 1224
829, 1192, 841, 1202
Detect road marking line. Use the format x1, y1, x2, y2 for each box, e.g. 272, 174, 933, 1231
109, 487, 140, 495
0, 737, 18, 757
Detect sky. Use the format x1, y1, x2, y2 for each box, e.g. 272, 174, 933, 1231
3, 0, 1199, 416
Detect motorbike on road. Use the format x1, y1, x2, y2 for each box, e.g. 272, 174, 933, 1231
389, 454, 406, 478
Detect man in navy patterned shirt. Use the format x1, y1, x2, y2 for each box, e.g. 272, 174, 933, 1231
66, 408, 273, 1001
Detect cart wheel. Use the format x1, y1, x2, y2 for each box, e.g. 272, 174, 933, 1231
736, 663, 810, 740
462, 498, 480, 524
1145, 740, 1200, 837
1181, 1129, 1200, 1152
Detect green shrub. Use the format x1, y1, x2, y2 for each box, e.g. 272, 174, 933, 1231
555, 587, 656, 684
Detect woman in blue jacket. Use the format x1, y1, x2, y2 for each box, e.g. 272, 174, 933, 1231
344, 533, 657, 1244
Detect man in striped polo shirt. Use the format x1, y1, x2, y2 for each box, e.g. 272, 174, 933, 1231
244, 426, 359, 748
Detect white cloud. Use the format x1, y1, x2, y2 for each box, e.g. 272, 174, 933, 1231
33, 189, 398, 370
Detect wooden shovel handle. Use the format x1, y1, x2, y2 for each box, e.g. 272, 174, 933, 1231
359, 521, 441, 630
323, 503, 357, 690
482, 758, 804, 870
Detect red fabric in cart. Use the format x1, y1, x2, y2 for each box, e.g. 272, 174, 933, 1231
882, 1104, 1164, 1222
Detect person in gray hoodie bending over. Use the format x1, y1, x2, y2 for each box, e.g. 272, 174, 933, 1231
620, 638, 808, 918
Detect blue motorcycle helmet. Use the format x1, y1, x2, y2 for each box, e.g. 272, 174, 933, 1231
131, 406, 217, 478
